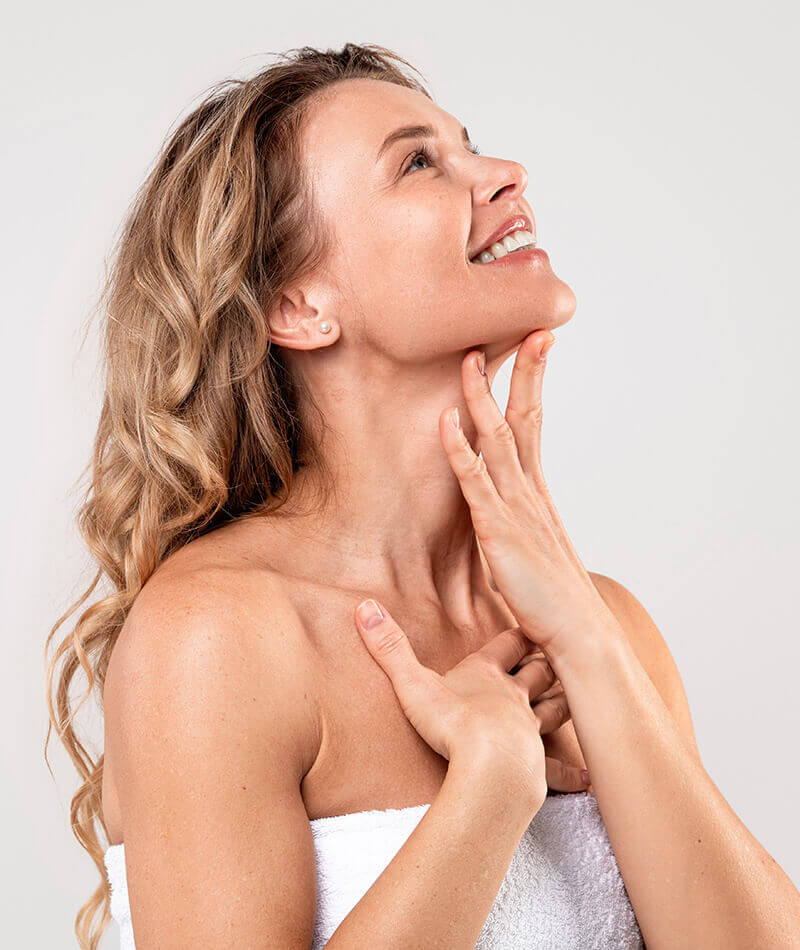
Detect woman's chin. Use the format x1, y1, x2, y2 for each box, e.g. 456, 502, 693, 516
503, 276, 577, 328
552, 281, 578, 323
538, 281, 577, 328
482, 287, 577, 364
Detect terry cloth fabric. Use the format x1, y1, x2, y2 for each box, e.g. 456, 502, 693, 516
103, 789, 643, 948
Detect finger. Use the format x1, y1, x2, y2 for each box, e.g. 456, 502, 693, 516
459, 349, 531, 502
515, 661, 565, 700
512, 655, 557, 698
475, 626, 536, 672
505, 332, 568, 544
505, 330, 553, 491
544, 755, 591, 793
522, 644, 546, 656
438, 403, 507, 522
504, 334, 591, 573
531, 691, 572, 734
354, 600, 430, 708
513, 647, 549, 668
535, 679, 564, 701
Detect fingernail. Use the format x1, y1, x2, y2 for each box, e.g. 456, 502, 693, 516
540, 335, 556, 359
449, 407, 460, 430
581, 769, 590, 785
357, 599, 384, 629
477, 351, 486, 375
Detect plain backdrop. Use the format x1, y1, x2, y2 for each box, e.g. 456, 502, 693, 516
2, 0, 798, 945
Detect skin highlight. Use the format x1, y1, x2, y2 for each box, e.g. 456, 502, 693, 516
263, 76, 577, 647
48, 45, 594, 949
53, 45, 800, 946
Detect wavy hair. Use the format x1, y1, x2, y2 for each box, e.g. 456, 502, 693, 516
43, 42, 431, 949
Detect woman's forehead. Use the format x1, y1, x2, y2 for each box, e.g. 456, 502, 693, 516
301, 78, 456, 170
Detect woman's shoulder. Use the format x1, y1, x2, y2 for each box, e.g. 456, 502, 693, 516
120, 540, 302, 659
106, 523, 323, 775
124, 514, 309, 634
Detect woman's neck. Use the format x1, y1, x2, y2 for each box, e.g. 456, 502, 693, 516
266, 459, 498, 632
264, 343, 521, 635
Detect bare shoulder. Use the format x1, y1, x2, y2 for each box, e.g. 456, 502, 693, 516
106, 547, 322, 784
102, 547, 324, 945
588, 571, 702, 762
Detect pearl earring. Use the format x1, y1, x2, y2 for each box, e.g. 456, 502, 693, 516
320, 321, 332, 334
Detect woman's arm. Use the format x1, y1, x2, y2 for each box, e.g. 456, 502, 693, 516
112, 566, 557, 948
546, 621, 800, 949
436, 334, 800, 947
326, 746, 541, 949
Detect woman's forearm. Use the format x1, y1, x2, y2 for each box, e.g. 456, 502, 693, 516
548, 627, 800, 949
325, 747, 539, 949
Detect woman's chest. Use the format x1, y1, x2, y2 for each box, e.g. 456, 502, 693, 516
298, 594, 589, 822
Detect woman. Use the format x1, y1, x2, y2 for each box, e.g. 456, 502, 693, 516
45, 43, 800, 949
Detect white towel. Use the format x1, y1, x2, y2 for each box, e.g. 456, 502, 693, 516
104, 790, 643, 948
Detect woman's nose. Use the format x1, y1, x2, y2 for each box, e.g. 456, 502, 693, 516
472, 158, 529, 206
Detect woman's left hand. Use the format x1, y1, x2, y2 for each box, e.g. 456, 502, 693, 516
440, 330, 624, 662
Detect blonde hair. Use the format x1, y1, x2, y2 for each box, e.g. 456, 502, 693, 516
43, 42, 431, 949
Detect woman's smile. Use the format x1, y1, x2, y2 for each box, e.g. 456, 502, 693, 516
470, 246, 552, 269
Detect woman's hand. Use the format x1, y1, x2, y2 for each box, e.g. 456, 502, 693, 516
440, 331, 625, 662
353, 598, 591, 806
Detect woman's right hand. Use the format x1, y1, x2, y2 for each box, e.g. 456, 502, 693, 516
354, 598, 590, 813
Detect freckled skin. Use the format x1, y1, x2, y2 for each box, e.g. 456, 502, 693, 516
277, 77, 576, 367
263, 78, 579, 637
101, 82, 588, 940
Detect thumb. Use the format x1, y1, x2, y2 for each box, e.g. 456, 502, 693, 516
355, 599, 426, 702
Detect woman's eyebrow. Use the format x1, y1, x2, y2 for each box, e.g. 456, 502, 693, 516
375, 123, 472, 162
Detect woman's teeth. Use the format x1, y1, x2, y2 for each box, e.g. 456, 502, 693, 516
471, 229, 537, 264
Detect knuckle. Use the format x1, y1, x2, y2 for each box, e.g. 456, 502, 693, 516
529, 658, 555, 687
472, 510, 499, 537
508, 402, 543, 428
556, 696, 571, 723
509, 627, 530, 652
524, 403, 544, 427
551, 693, 570, 719
543, 682, 565, 702
512, 676, 532, 701
467, 651, 498, 675
372, 625, 406, 655
532, 692, 562, 721
491, 418, 517, 445
468, 454, 489, 479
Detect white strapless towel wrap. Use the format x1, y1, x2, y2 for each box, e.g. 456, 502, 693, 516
103, 790, 643, 948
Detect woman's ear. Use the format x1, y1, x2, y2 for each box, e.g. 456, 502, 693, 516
267, 290, 339, 349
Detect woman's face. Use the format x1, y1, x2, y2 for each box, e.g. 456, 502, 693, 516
297, 77, 577, 365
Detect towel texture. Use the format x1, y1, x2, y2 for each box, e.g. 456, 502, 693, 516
104, 790, 643, 948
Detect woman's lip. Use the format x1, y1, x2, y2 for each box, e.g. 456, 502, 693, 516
469, 214, 535, 258
471, 247, 550, 267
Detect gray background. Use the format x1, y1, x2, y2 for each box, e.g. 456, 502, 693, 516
2, 0, 798, 944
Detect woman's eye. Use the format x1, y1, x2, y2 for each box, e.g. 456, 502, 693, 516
403, 142, 481, 176
404, 148, 433, 175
